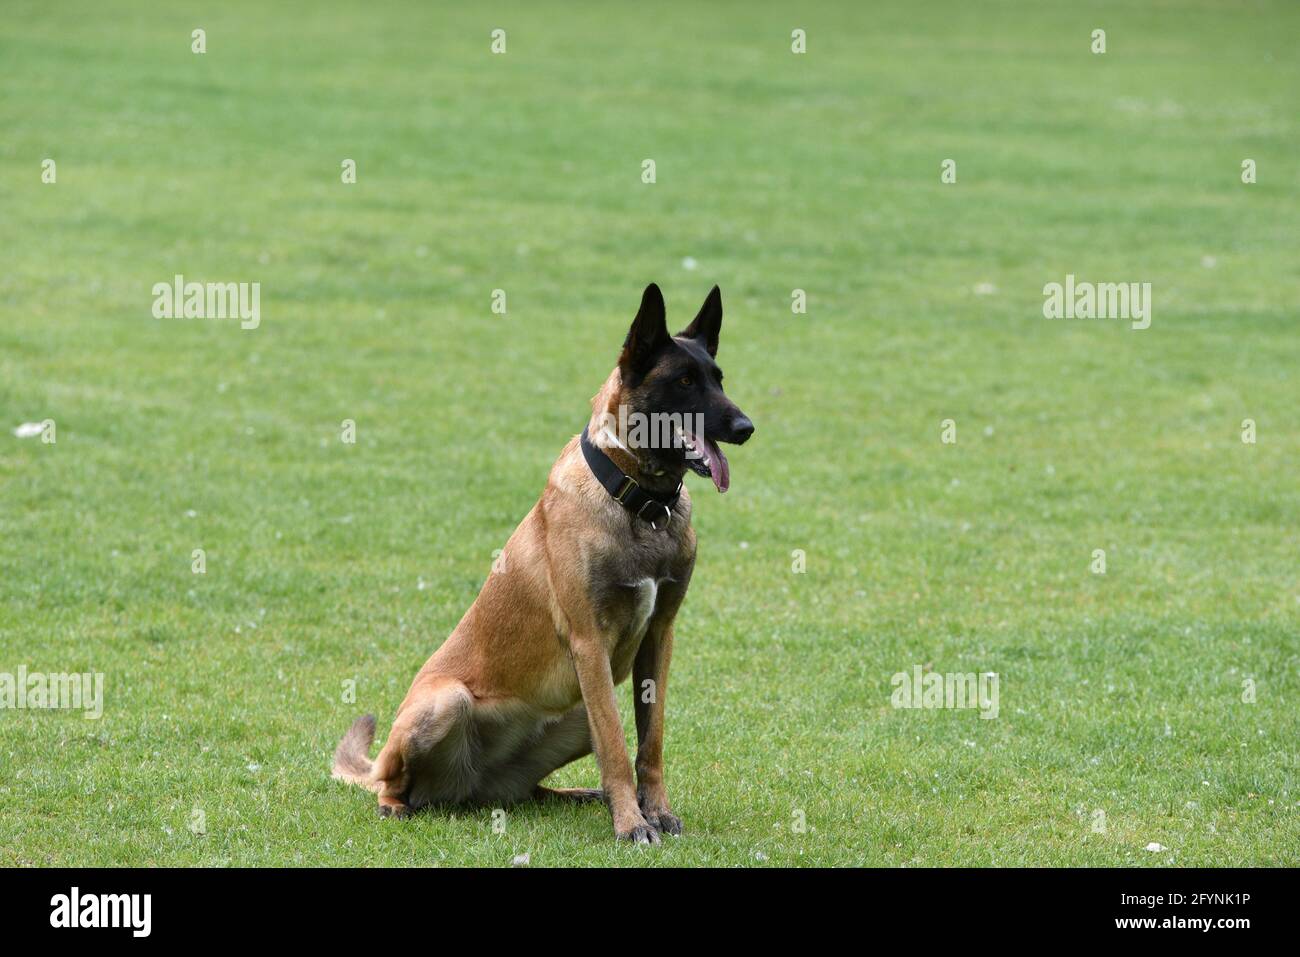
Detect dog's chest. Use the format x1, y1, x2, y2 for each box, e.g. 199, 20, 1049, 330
604, 576, 666, 682
625, 577, 660, 640
576, 513, 694, 683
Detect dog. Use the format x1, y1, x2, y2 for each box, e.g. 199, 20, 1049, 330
332, 283, 753, 842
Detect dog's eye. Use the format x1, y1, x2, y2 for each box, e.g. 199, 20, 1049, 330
677, 375, 693, 388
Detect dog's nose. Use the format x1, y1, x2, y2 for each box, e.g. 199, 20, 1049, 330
729, 415, 754, 445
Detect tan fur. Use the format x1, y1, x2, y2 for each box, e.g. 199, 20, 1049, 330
333, 366, 695, 841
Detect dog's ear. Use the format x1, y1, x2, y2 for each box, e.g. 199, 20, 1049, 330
677, 285, 722, 357
619, 283, 670, 381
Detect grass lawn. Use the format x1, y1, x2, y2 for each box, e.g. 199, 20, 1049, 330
1, 0, 1297, 866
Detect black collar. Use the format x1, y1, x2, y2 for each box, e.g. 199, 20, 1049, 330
580, 425, 681, 530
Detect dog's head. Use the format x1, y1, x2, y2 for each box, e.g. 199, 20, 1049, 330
610, 283, 754, 492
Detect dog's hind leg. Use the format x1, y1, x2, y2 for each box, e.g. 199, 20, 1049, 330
373, 678, 477, 817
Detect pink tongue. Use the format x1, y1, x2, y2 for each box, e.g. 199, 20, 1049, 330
701, 436, 729, 492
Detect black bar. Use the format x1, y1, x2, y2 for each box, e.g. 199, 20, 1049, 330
0, 867, 1282, 942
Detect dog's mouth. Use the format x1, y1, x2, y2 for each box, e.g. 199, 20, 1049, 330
679, 429, 729, 493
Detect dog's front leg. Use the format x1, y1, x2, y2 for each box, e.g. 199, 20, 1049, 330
571, 638, 658, 844
633, 622, 681, 835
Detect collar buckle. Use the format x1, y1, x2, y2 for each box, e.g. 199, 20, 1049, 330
613, 476, 637, 503
580, 425, 680, 532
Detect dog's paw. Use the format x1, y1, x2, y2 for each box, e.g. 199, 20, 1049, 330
617, 824, 661, 845
377, 800, 412, 819
615, 814, 661, 845
645, 809, 683, 836
638, 788, 683, 836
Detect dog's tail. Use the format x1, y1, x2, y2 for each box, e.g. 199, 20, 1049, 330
332, 714, 380, 791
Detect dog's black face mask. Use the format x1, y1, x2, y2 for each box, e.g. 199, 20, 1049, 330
617, 284, 754, 492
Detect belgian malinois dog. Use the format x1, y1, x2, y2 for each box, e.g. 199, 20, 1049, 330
332, 284, 753, 842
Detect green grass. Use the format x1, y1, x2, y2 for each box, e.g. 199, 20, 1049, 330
1, 0, 1298, 866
